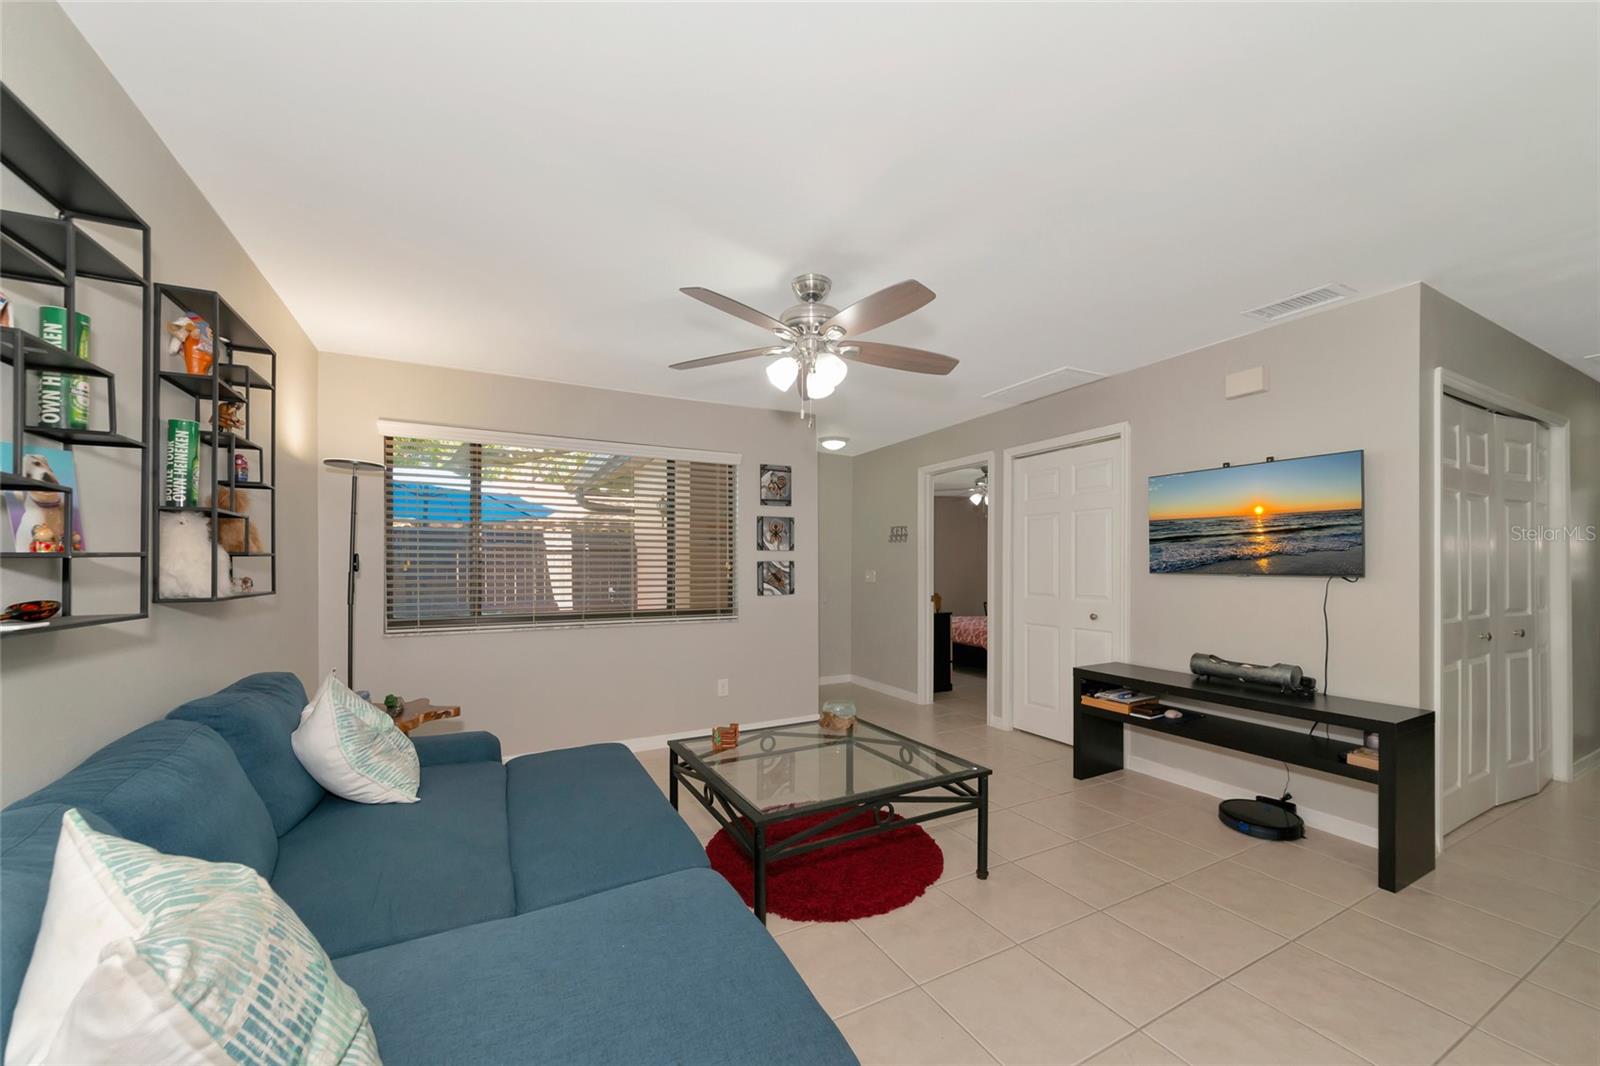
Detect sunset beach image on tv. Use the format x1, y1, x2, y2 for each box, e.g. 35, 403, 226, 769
1148, 450, 1364, 576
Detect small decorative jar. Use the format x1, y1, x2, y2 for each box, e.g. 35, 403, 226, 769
819, 699, 857, 735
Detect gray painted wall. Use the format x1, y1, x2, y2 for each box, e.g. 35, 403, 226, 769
935, 496, 988, 617
0, 3, 321, 804
1419, 287, 1600, 764
848, 287, 1426, 833
316, 351, 818, 756
819, 453, 853, 678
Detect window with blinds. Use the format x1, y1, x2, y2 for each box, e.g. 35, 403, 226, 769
384, 431, 737, 632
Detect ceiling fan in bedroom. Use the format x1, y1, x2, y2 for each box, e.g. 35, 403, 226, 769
670, 273, 959, 420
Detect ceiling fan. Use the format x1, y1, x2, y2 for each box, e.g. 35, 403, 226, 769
671, 273, 958, 419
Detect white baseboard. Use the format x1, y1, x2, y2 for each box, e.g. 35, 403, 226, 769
618, 714, 815, 754
827, 674, 922, 704
1573, 745, 1600, 779
819, 674, 853, 686
1123, 753, 1380, 848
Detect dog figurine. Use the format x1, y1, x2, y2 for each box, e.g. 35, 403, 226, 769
9, 454, 78, 553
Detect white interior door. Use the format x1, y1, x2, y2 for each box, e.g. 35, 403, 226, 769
1011, 437, 1122, 744
1440, 397, 1496, 831
1493, 411, 1544, 804
1439, 398, 1551, 833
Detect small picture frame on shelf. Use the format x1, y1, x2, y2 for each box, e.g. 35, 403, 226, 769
757, 515, 794, 552
760, 464, 792, 506
758, 560, 794, 596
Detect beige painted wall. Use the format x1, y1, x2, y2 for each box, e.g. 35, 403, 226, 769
848, 287, 1425, 833
0, 3, 321, 804
316, 351, 818, 756
934, 496, 988, 617
1419, 287, 1600, 764
818, 453, 852, 679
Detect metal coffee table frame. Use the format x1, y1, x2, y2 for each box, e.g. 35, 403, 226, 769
668, 719, 991, 924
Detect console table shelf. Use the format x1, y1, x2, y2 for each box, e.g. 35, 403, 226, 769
1073, 662, 1435, 892
1077, 704, 1378, 785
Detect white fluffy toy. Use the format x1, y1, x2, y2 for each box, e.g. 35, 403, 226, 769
159, 512, 251, 597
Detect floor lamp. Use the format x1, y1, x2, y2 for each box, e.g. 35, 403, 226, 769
322, 458, 384, 689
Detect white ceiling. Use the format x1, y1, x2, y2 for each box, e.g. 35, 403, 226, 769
66, 3, 1598, 454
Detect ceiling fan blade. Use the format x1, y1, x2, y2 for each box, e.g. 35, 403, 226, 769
669, 347, 783, 371
840, 341, 958, 376
680, 287, 791, 336
822, 280, 935, 337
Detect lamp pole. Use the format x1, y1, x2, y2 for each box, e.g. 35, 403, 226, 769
322, 458, 383, 688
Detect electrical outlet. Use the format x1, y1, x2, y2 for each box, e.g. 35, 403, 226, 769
864, 570, 877, 583
717, 679, 729, 697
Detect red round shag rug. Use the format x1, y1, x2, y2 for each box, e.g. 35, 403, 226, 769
705, 807, 944, 922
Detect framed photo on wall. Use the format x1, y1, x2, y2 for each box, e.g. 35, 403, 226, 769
759, 464, 792, 506
757, 515, 794, 552
758, 560, 794, 596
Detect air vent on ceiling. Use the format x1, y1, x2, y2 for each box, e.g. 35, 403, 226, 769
984, 365, 1102, 406
1242, 284, 1355, 323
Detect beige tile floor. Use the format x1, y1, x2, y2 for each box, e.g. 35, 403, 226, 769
637, 673, 1600, 1065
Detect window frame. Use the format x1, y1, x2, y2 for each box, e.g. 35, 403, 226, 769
380, 421, 741, 635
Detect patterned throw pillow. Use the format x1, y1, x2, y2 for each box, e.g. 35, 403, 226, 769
291, 673, 420, 804
5, 809, 379, 1065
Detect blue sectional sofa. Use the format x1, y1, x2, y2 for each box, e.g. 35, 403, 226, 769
0, 673, 854, 1065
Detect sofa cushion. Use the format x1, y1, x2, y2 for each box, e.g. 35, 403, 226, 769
11, 719, 277, 877
167, 671, 325, 836
505, 743, 707, 913
272, 760, 515, 958
412, 731, 500, 767
334, 868, 855, 1066
0, 805, 118, 1051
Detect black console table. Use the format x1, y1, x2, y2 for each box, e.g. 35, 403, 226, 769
1073, 662, 1434, 892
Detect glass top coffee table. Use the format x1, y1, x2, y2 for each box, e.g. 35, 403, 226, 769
668, 719, 991, 923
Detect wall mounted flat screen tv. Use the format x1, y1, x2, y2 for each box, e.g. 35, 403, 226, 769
1148, 450, 1364, 576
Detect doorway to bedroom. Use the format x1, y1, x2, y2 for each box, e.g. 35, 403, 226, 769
916, 452, 997, 722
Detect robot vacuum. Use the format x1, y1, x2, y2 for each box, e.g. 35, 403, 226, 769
1218, 796, 1305, 841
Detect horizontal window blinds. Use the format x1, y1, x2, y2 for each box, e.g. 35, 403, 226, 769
384, 433, 736, 632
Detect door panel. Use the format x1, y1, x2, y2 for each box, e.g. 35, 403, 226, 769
1440, 397, 1496, 831
1073, 509, 1112, 600
1493, 412, 1540, 803
1022, 623, 1060, 713
1011, 437, 1123, 744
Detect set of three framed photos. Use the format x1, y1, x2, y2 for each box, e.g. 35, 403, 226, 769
757, 464, 793, 596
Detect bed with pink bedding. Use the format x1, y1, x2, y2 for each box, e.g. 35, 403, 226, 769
951, 614, 988, 673
951, 615, 988, 650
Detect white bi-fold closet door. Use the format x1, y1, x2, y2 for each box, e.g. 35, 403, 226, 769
1010, 437, 1123, 745
1439, 396, 1552, 833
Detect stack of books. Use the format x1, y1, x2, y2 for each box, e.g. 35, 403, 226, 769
1346, 747, 1380, 771
1082, 689, 1160, 715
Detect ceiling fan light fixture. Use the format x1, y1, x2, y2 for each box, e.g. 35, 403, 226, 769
805, 353, 848, 399
815, 352, 848, 388
765, 355, 800, 391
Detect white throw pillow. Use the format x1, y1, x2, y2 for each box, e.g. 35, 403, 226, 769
5, 809, 380, 1066
291, 673, 420, 804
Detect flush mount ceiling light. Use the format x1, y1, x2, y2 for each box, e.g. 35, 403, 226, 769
670, 274, 960, 422
819, 436, 849, 451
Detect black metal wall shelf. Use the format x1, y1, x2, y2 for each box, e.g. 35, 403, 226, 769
1, 84, 151, 638
153, 283, 276, 603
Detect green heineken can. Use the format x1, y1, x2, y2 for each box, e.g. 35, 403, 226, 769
164, 418, 200, 507
37, 306, 91, 431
